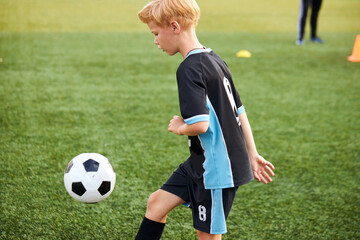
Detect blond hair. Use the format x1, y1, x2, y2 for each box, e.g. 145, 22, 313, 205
138, 0, 200, 30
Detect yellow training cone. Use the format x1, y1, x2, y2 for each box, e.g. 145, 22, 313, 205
236, 50, 251, 58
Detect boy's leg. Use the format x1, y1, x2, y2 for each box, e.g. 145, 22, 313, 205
146, 189, 185, 223
189, 185, 238, 237
197, 230, 222, 240
134, 189, 184, 240
134, 217, 164, 240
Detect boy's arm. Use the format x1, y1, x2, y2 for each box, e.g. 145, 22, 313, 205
239, 111, 275, 184
168, 115, 209, 137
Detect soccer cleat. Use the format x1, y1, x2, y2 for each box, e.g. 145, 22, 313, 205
296, 39, 305, 45
310, 37, 324, 43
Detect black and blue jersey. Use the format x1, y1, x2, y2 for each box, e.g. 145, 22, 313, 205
176, 49, 254, 190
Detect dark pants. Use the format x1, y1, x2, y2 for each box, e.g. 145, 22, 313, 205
297, 0, 323, 40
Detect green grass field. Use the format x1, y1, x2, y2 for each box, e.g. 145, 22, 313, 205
1, 0, 360, 239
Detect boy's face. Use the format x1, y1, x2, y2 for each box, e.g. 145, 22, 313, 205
147, 21, 179, 56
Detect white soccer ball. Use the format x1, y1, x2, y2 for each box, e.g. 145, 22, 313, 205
64, 153, 116, 203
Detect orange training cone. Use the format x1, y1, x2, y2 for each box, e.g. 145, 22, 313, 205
347, 34, 360, 62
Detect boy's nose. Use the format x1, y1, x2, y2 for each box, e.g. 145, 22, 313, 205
154, 38, 158, 45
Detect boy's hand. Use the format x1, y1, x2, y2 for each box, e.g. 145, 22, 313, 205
250, 154, 275, 184
168, 115, 186, 135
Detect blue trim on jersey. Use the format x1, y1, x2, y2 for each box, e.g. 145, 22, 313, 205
210, 189, 227, 234
182, 202, 191, 208
184, 114, 209, 125
199, 97, 234, 189
186, 48, 212, 59
237, 105, 245, 115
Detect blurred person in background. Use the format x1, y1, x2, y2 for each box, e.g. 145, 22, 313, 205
296, 0, 324, 45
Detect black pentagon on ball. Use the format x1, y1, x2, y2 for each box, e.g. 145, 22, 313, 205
83, 159, 99, 172
98, 181, 111, 196
72, 182, 87, 196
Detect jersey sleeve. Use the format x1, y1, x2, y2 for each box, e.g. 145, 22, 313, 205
221, 57, 245, 116
176, 63, 209, 125
234, 89, 245, 115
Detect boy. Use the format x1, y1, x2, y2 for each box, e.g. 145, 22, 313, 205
135, 1, 275, 239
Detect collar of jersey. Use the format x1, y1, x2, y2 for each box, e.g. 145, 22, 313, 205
185, 48, 212, 59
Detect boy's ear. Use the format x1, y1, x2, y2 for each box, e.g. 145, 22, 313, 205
170, 21, 181, 34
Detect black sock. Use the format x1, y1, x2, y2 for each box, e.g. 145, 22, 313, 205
134, 217, 165, 240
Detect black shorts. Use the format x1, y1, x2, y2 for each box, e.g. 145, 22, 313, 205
160, 164, 238, 234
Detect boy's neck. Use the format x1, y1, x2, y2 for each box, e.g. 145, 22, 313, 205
178, 28, 203, 59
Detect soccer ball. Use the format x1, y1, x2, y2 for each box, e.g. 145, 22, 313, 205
64, 153, 116, 203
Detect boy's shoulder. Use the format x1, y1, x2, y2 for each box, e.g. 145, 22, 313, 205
178, 50, 229, 79
177, 49, 222, 73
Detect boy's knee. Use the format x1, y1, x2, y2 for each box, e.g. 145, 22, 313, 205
147, 191, 163, 212
145, 190, 169, 222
